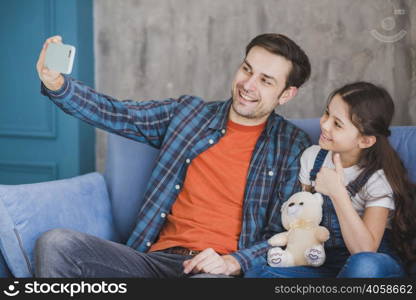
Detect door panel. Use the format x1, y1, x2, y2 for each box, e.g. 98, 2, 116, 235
0, 0, 95, 184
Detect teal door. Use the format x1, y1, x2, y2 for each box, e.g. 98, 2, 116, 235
0, 0, 95, 184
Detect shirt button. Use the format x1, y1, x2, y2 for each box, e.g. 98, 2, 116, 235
146, 242, 151, 247
221, 129, 226, 134
161, 212, 166, 218
175, 184, 180, 190
268, 171, 274, 176
209, 139, 214, 144
185, 158, 191, 164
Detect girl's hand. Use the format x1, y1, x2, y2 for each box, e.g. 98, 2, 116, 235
315, 153, 346, 198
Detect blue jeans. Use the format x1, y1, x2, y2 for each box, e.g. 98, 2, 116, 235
35, 228, 234, 278
245, 251, 406, 278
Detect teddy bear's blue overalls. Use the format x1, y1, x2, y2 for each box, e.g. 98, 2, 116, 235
244, 148, 404, 277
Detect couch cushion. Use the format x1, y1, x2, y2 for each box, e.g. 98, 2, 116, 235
389, 126, 416, 183
0, 172, 119, 277
104, 133, 159, 242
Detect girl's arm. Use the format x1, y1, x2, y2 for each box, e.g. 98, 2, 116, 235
315, 153, 389, 253
327, 187, 389, 253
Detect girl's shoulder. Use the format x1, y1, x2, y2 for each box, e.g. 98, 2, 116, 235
301, 145, 324, 162
359, 169, 395, 210
365, 169, 393, 197
300, 145, 329, 173
299, 145, 326, 185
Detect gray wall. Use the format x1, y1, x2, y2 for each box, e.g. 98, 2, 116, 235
93, 0, 416, 172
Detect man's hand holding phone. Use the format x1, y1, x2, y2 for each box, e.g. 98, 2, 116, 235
36, 35, 70, 91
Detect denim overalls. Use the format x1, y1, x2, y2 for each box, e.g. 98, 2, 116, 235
245, 149, 404, 278
310, 149, 397, 260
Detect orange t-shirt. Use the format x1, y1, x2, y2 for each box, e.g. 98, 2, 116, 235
149, 119, 266, 254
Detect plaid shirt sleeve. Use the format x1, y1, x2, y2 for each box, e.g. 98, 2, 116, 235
40, 75, 178, 148
230, 132, 311, 273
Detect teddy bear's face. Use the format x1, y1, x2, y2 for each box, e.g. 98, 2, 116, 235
281, 192, 324, 230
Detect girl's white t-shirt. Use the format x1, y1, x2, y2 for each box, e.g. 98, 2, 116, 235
299, 145, 395, 226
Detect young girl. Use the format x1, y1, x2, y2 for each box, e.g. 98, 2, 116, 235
245, 82, 416, 278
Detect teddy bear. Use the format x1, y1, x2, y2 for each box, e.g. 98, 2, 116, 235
267, 191, 330, 267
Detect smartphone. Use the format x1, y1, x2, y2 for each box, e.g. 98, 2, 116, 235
44, 43, 76, 74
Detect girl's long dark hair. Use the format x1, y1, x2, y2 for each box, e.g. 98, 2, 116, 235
329, 82, 416, 272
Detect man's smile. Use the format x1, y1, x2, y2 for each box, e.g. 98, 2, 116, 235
238, 88, 258, 104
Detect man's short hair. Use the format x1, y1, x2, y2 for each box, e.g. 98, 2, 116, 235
246, 33, 311, 89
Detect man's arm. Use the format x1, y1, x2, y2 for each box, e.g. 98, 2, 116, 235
37, 36, 177, 148
182, 240, 270, 276
230, 134, 311, 273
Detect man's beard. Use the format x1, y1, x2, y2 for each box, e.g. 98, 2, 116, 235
231, 89, 271, 120
231, 100, 267, 120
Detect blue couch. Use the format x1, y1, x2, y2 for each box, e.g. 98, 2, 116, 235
0, 118, 414, 277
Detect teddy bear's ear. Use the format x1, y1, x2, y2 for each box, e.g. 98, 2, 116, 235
313, 193, 324, 206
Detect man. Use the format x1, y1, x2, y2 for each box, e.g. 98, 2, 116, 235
35, 33, 312, 277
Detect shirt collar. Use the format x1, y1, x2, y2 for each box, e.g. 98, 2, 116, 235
208, 98, 281, 136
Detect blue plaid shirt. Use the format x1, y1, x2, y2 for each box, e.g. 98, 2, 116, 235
41, 75, 311, 272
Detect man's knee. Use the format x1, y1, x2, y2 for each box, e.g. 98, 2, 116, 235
35, 228, 85, 277
36, 228, 82, 255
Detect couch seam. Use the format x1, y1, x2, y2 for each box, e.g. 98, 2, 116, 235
13, 228, 34, 276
